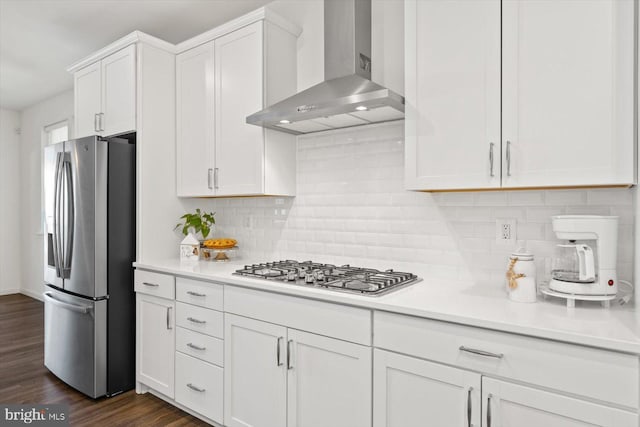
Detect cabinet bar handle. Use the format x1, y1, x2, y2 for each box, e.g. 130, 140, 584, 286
459, 346, 503, 359
187, 383, 206, 393
207, 168, 213, 189
187, 317, 206, 324
489, 143, 495, 177
287, 339, 293, 370
166, 307, 172, 330
187, 342, 206, 351
142, 282, 159, 287
99, 112, 104, 132
486, 393, 492, 427
214, 167, 219, 189
277, 337, 283, 366
186, 291, 206, 297
506, 140, 512, 176
467, 387, 473, 427
94, 113, 99, 132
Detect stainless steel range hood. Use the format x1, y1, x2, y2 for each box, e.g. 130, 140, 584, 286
246, 0, 404, 135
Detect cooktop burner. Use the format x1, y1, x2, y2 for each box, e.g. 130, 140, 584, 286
233, 260, 420, 296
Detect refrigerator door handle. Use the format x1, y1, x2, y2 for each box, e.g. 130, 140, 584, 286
43, 292, 92, 314
62, 158, 74, 278
53, 152, 64, 278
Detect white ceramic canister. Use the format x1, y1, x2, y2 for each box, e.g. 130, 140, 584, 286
506, 249, 537, 303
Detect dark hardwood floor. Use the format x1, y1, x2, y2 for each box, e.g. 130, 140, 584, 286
0, 294, 209, 426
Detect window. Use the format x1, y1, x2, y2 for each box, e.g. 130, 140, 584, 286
44, 120, 68, 146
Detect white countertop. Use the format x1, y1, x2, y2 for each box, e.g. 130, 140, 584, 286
134, 259, 640, 354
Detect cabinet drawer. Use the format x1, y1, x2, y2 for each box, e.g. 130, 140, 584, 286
176, 277, 223, 311
176, 327, 223, 367
374, 312, 639, 408
175, 352, 223, 424
225, 286, 372, 345
134, 270, 175, 299
176, 302, 223, 338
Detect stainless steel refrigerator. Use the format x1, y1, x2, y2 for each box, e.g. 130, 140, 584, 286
43, 135, 135, 398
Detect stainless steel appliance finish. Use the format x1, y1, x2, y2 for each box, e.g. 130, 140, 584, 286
44, 288, 107, 397
234, 260, 420, 296
246, 0, 405, 135
43, 135, 135, 399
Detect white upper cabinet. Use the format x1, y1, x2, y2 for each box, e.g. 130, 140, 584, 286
176, 16, 299, 197
74, 61, 102, 139
405, 0, 501, 190
176, 42, 216, 197
214, 23, 264, 196
405, 0, 636, 191
100, 45, 136, 137
501, 0, 635, 188
73, 44, 136, 138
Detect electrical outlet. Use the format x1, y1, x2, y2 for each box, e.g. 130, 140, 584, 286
496, 218, 517, 244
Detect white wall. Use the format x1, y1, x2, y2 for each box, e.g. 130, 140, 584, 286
0, 109, 22, 295
19, 90, 74, 300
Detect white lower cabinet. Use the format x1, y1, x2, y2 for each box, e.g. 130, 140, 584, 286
136, 293, 175, 398
373, 349, 481, 427
175, 352, 224, 423
224, 314, 287, 427
287, 329, 372, 427
224, 314, 372, 427
482, 378, 637, 427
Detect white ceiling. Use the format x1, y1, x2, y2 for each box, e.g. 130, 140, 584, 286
0, 0, 273, 111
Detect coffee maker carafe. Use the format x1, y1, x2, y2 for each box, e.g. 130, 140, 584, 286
549, 215, 618, 296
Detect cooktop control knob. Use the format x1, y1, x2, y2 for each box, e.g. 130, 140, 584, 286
305, 273, 315, 284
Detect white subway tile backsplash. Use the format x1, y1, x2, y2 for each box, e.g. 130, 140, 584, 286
201, 122, 634, 285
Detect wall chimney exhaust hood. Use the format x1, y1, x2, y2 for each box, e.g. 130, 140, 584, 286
246, 0, 404, 135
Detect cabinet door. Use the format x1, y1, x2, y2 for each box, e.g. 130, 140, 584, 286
214, 22, 265, 196
101, 44, 136, 137
482, 377, 637, 427
224, 314, 287, 427
404, 0, 501, 190
136, 293, 175, 398
74, 61, 102, 138
176, 42, 215, 197
502, 0, 635, 188
374, 349, 481, 427
287, 329, 372, 427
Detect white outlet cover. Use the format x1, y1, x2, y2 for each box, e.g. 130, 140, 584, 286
495, 218, 517, 244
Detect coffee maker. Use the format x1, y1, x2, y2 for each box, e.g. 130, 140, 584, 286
549, 215, 618, 296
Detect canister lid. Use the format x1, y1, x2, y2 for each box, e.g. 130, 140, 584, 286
510, 248, 533, 261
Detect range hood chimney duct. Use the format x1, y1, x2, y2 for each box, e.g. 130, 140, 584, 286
246, 0, 404, 135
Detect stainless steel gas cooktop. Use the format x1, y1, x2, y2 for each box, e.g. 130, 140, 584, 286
233, 260, 420, 296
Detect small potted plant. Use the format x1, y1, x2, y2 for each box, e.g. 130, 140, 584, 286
175, 209, 216, 241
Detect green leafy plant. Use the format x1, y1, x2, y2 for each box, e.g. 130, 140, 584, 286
175, 209, 216, 239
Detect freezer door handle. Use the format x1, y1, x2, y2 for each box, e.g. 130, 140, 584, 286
43, 292, 92, 314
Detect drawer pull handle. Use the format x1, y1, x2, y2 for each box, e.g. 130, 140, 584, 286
187, 383, 206, 393
459, 346, 503, 359
142, 282, 159, 287
187, 317, 207, 324
467, 386, 473, 427
277, 337, 283, 366
187, 343, 206, 351
287, 339, 293, 370
187, 291, 206, 297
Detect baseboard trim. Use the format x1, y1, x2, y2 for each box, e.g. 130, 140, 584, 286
0, 289, 20, 296
20, 289, 44, 301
